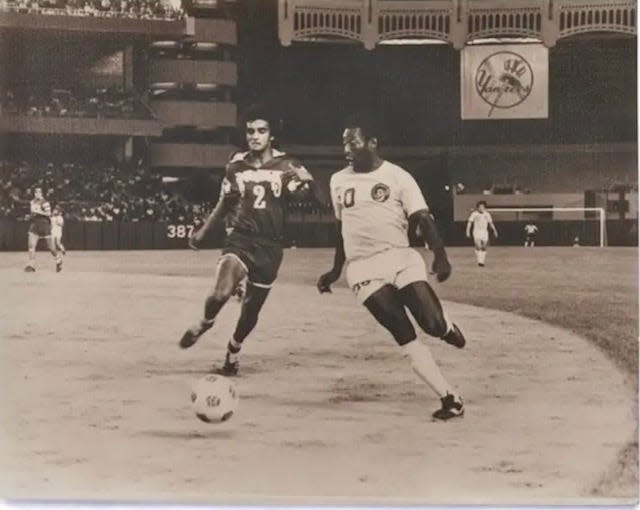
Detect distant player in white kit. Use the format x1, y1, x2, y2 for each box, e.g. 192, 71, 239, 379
317, 114, 466, 421
51, 206, 66, 255
466, 201, 498, 267
524, 222, 539, 247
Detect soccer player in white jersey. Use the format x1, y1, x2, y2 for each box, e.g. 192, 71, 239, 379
25, 187, 62, 273
466, 201, 498, 267
51, 206, 66, 255
524, 222, 539, 247
317, 114, 466, 421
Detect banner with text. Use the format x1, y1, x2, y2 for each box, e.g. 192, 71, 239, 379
461, 44, 548, 120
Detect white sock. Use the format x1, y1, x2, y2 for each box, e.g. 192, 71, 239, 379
479, 250, 487, 264
474, 249, 481, 263
402, 340, 455, 398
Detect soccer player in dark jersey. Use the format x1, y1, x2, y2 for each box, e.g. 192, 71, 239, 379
25, 187, 62, 272
180, 105, 316, 375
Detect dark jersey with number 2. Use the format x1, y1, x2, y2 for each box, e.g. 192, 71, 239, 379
221, 150, 312, 243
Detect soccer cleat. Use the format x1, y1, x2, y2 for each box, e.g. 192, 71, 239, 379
478, 262, 485, 267
56, 259, 63, 272
24, 265, 36, 272
441, 323, 466, 349
179, 319, 214, 349
432, 393, 464, 421
214, 352, 239, 376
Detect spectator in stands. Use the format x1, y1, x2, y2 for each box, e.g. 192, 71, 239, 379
1, 0, 183, 18
5, 87, 152, 119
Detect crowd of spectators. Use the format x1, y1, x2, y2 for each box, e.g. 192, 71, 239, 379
0, 160, 209, 223
0, 0, 183, 19
3, 87, 154, 119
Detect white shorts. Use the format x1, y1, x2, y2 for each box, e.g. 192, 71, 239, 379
473, 232, 489, 244
346, 248, 428, 303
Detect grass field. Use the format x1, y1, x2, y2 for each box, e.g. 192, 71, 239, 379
0, 246, 637, 503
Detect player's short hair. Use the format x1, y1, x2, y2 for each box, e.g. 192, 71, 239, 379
343, 112, 380, 142
476, 200, 487, 207
240, 104, 279, 135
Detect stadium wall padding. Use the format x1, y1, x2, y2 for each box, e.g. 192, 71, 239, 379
0, 219, 636, 251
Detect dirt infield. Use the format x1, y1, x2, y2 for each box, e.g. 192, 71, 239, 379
0, 250, 636, 504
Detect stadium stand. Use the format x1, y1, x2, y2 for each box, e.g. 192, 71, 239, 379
0, 160, 208, 223
4, 87, 154, 119
0, 0, 183, 19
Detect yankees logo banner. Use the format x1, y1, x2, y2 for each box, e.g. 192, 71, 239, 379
461, 44, 548, 120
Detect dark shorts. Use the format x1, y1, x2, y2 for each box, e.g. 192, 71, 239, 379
222, 231, 283, 287
29, 218, 52, 238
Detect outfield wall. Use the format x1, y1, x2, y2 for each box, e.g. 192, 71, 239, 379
0, 218, 636, 251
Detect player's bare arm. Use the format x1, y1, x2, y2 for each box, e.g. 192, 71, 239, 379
317, 222, 345, 293
466, 218, 473, 238
411, 208, 451, 282
490, 220, 499, 238
189, 191, 236, 250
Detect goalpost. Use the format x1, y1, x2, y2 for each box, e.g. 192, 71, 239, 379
486, 207, 607, 247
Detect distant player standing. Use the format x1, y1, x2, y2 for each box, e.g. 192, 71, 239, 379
317, 114, 466, 421
466, 201, 498, 267
51, 206, 66, 255
524, 222, 539, 247
180, 105, 316, 375
25, 187, 62, 273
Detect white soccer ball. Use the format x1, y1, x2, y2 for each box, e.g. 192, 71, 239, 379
191, 375, 239, 423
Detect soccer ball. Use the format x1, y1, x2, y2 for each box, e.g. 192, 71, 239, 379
191, 375, 239, 423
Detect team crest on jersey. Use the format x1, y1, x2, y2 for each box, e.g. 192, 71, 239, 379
371, 183, 390, 202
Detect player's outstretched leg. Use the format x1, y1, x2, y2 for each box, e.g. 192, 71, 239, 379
473, 238, 482, 266
55, 236, 66, 256
180, 255, 247, 349
215, 282, 271, 376
25, 233, 38, 272
398, 281, 466, 349
46, 238, 62, 272
478, 240, 488, 266
363, 285, 464, 420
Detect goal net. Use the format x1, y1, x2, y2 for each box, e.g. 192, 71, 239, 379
486, 207, 607, 247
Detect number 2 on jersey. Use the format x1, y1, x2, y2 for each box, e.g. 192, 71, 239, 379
253, 184, 266, 209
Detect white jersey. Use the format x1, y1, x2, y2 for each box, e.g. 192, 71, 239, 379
330, 160, 428, 262
468, 210, 493, 236
51, 214, 64, 235
524, 224, 538, 235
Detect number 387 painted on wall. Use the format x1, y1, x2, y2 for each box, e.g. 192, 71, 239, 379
167, 225, 195, 239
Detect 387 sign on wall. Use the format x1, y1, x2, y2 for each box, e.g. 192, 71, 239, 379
461, 44, 548, 120
167, 224, 195, 239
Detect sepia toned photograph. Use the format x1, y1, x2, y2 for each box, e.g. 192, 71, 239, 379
0, 0, 637, 505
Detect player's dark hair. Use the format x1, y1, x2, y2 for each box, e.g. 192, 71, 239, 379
476, 200, 487, 207
343, 112, 380, 142
240, 104, 279, 136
